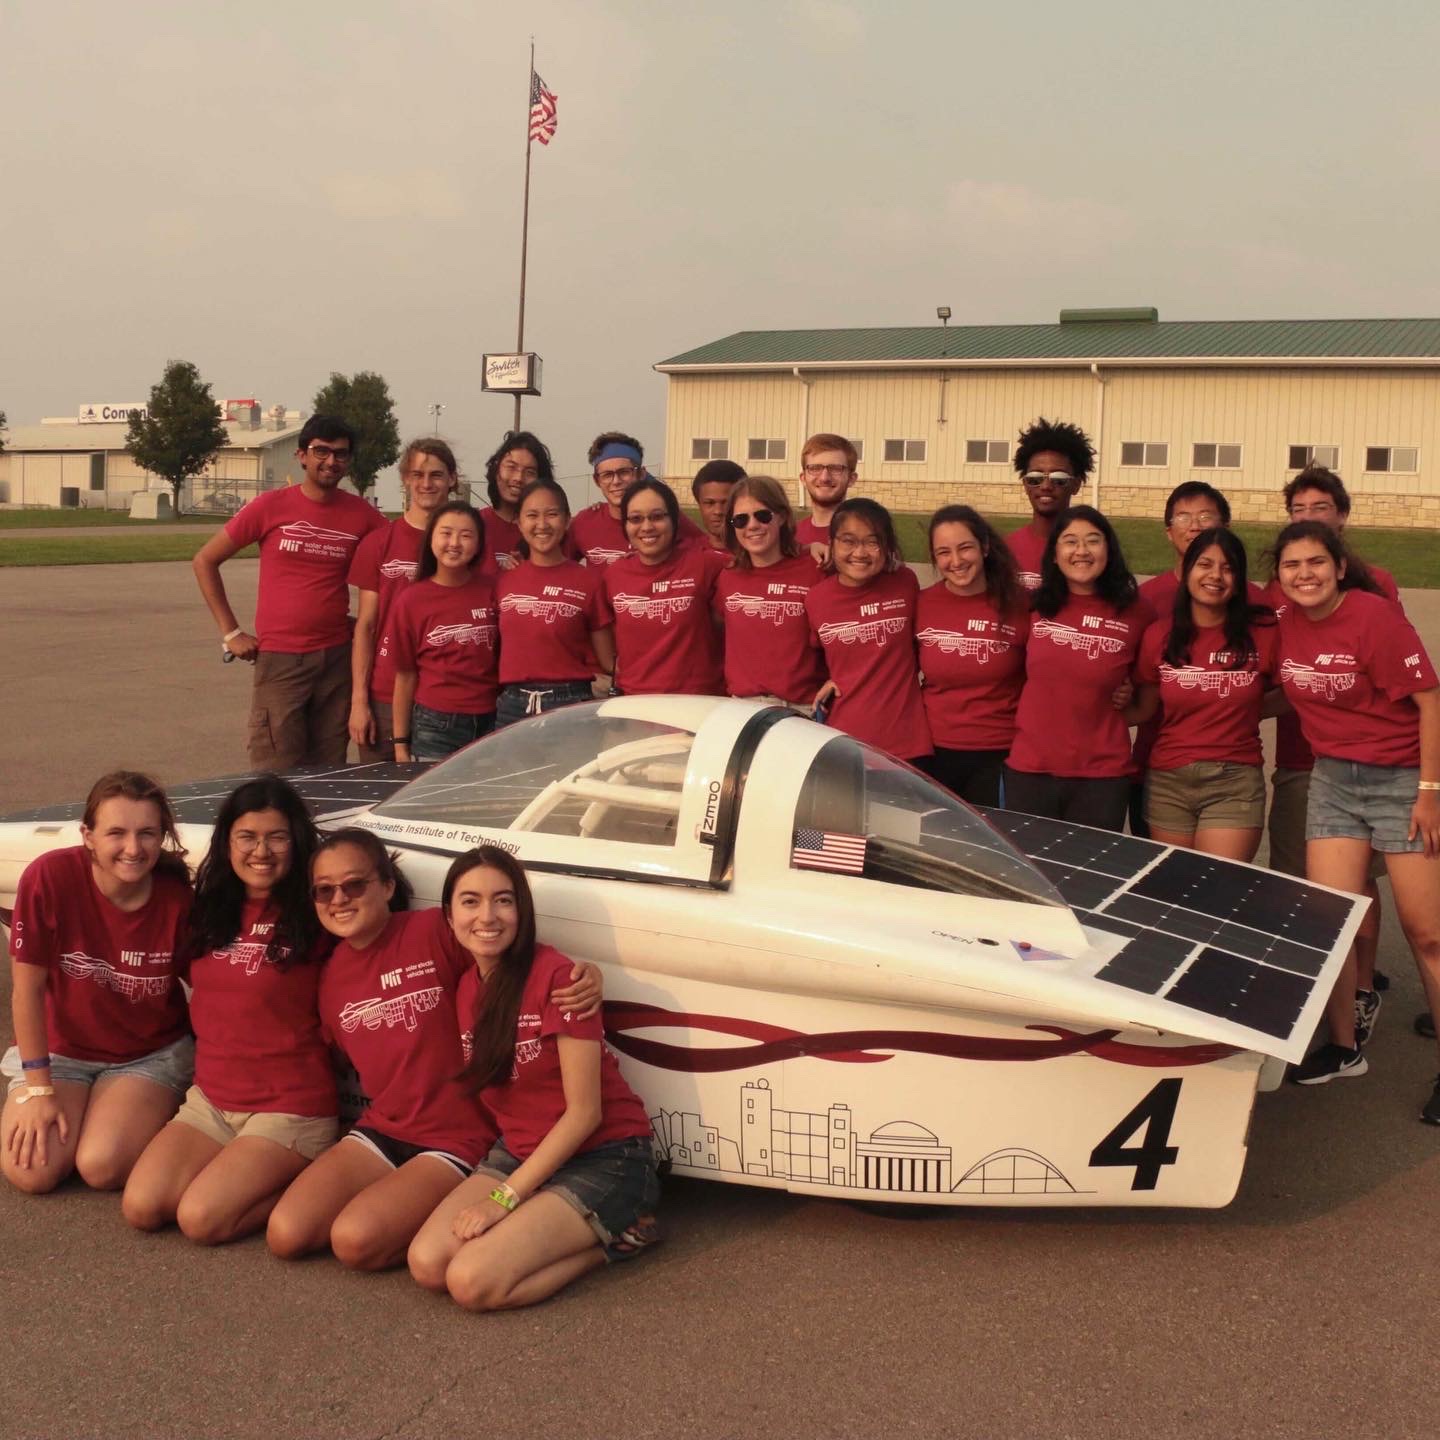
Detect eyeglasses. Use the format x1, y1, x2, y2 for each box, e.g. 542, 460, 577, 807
1021, 471, 1075, 487
307, 444, 352, 465
596, 465, 638, 485
803, 463, 852, 479
310, 874, 377, 905
499, 461, 540, 482
834, 536, 882, 553
233, 831, 293, 853
729, 508, 775, 530
1169, 512, 1221, 530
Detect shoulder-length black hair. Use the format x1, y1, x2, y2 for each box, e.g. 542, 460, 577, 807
927, 504, 1023, 615
1033, 505, 1139, 617
824, 497, 904, 575
484, 431, 555, 509
1267, 520, 1383, 597
447, 847, 539, 1092
181, 776, 323, 970
311, 827, 414, 914
415, 501, 486, 582
513, 476, 572, 562
1163, 527, 1274, 670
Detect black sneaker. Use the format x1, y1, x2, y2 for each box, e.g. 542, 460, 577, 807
1423, 1077, 1440, 1126
1354, 989, 1381, 1047
1290, 1043, 1369, 1085
1417, 1012, 1437, 1040
1374, 969, 1391, 992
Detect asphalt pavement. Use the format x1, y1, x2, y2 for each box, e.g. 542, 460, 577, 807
1, 561, 1439, 1440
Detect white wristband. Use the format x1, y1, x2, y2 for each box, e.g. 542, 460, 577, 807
222, 627, 243, 643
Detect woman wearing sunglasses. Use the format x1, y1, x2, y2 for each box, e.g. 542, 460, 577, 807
265, 831, 601, 1271
714, 476, 825, 707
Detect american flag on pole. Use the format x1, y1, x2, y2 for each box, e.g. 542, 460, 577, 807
791, 828, 868, 875
529, 72, 558, 145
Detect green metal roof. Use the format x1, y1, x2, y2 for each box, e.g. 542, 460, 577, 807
656, 316, 1440, 369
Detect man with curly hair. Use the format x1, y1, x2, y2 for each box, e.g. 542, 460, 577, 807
1007, 418, 1094, 590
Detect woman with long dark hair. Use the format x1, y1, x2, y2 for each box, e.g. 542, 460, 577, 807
479, 430, 555, 572
1004, 505, 1155, 830
3, 772, 192, 1196
408, 848, 657, 1310
915, 505, 1028, 804
122, 776, 337, 1243
1128, 528, 1278, 861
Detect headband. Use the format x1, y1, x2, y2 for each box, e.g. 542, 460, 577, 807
594, 442, 643, 469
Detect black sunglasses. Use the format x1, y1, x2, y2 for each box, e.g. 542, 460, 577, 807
729, 508, 776, 530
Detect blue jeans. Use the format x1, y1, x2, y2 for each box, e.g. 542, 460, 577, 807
495, 680, 596, 728
411, 703, 495, 761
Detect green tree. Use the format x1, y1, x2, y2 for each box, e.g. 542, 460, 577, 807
311, 371, 401, 496
126, 361, 228, 515
0, 410, 7, 454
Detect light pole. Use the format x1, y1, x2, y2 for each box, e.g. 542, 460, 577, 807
428, 402, 445, 435
937, 306, 951, 328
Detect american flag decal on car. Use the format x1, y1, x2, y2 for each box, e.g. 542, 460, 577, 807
791, 828, 867, 874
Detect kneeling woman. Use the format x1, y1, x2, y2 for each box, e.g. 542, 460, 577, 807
122, 777, 337, 1243
409, 848, 658, 1310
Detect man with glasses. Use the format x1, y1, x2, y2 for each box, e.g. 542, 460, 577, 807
193, 415, 384, 768
569, 430, 702, 567
795, 434, 858, 560
1007, 418, 1093, 589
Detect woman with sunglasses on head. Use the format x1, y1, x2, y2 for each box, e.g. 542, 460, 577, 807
495, 477, 616, 727
348, 439, 462, 762
915, 506, 1029, 805
714, 476, 825, 707
603, 477, 728, 697
1004, 506, 1155, 831
390, 501, 499, 762
266, 831, 601, 1270
805, 498, 932, 765
122, 777, 337, 1243
1126, 528, 1279, 862
1268, 522, 1440, 1107
409, 848, 658, 1310
3, 772, 192, 1197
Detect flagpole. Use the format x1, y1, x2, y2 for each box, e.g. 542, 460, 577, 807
513, 39, 536, 435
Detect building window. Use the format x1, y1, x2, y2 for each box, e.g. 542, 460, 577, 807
1192, 443, 1242, 469
883, 439, 927, 463
1365, 446, 1418, 474
965, 439, 1009, 464
1120, 441, 1169, 467
1287, 444, 1340, 471
747, 438, 787, 462
691, 438, 729, 461
849, 439, 864, 463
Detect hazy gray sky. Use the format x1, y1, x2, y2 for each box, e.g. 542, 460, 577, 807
5, 0, 1437, 506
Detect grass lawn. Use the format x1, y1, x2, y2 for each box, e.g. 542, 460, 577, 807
0, 535, 253, 567
0, 510, 219, 529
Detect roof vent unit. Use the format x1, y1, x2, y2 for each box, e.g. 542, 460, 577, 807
225, 399, 261, 429
268, 404, 287, 430
1059, 307, 1159, 325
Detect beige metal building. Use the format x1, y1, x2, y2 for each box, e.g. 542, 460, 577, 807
655, 309, 1440, 526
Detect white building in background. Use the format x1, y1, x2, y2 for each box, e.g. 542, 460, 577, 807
0, 399, 307, 513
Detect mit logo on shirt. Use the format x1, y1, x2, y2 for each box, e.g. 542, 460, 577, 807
380, 968, 402, 989
1082, 615, 1102, 630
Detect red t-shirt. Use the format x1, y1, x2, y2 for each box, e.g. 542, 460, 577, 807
1135, 619, 1280, 769
224, 485, 384, 654
1008, 594, 1156, 778
388, 575, 499, 715
795, 515, 828, 550
715, 553, 826, 703
457, 945, 650, 1161
187, 897, 335, 1116
317, 908, 493, 1163
604, 544, 727, 695
497, 560, 609, 684
569, 503, 704, 568
1005, 523, 1050, 592
1276, 590, 1436, 768
349, 518, 426, 703
9, 847, 190, 1065
915, 585, 1029, 750
479, 508, 523, 574
806, 567, 932, 760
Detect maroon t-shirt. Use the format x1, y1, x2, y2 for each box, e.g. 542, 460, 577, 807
795, 515, 828, 550
1008, 594, 1156, 779
570, 503, 703, 568
806, 567, 932, 760
188, 897, 335, 1116
9, 847, 190, 1064
1006, 523, 1049, 592
388, 575, 499, 715
1277, 590, 1436, 769
349, 518, 426, 704
1135, 619, 1279, 769
479, 508, 523, 574
604, 544, 727, 695
497, 560, 609, 684
457, 945, 650, 1161
915, 585, 1029, 751
224, 485, 384, 653
318, 909, 494, 1163
715, 553, 826, 703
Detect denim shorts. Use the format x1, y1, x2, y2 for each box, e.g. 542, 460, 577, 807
482, 1134, 660, 1262
2, 1033, 194, 1095
1307, 755, 1429, 853
411, 704, 495, 761
496, 680, 596, 728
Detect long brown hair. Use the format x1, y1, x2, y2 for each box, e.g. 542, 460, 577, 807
82, 770, 189, 882
725, 475, 799, 569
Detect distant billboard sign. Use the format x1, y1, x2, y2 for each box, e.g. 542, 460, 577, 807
78, 403, 147, 425
482, 353, 543, 396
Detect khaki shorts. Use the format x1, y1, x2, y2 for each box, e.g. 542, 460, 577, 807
1146, 761, 1265, 834
173, 1084, 338, 1161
